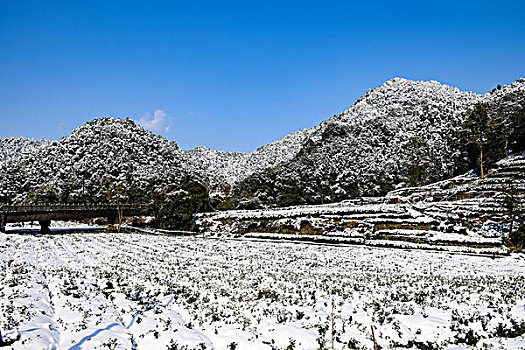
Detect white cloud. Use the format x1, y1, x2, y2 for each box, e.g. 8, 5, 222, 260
139, 110, 171, 133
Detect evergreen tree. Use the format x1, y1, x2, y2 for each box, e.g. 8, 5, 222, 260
405, 136, 428, 187
155, 175, 211, 231
509, 102, 525, 153
462, 104, 506, 178
510, 222, 525, 251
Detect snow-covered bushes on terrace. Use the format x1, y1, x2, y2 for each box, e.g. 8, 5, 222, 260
197, 152, 525, 250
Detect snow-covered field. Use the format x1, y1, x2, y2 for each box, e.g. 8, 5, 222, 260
1, 232, 524, 349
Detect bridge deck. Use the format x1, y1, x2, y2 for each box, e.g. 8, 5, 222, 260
0, 205, 145, 232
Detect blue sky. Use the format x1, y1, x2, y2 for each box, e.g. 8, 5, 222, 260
1, 1, 524, 152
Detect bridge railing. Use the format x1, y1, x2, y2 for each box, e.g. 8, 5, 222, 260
0, 204, 147, 213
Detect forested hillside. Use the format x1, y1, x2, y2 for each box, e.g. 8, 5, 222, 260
1, 78, 524, 227
0, 119, 190, 213
232, 78, 525, 208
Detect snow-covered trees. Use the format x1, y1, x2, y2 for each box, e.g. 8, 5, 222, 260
0, 138, 48, 167
462, 104, 498, 179
0, 118, 188, 206
1, 77, 524, 212
153, 175, 212, 230
229, 78, 525, 208
458, 86, 525, 178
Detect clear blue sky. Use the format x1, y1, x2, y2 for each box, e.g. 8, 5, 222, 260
1, 1, 524, 152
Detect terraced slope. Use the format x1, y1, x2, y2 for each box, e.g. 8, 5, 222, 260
196, 153, 525, 254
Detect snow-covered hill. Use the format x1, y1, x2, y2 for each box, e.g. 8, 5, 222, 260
231, 78, 525, 207
0, 118, 188, 204
1, 77, 524, 209
182, 128, 316, 196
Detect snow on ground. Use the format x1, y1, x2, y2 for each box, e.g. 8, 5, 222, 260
1, 231, 524, 349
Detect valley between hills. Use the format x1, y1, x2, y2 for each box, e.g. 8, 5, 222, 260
1, 77, 525, 349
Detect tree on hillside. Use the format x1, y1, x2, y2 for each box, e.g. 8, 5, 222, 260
462, 104, 506, 178
509, 102, 525, 154
101, 181, 130, 231
155, 175, 211, 231
491, 90, 525, 156
511, 222, 525, 251
405, 136, 429, 187
26, 185, 59, 205
216, 184, 238, 211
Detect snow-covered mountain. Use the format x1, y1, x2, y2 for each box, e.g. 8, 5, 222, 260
0, 118, 188, 204
181, 78, 524, 208
230, 78, 525, 207
1, 77, 524, 208
182, 128, 315, 196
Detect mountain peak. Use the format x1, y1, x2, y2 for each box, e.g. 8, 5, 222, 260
1, 77, 524, 208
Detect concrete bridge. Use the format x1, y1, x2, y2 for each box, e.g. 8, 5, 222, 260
0, 205, 145, 233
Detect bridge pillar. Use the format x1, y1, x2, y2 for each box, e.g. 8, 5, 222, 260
0, 214, 5, 233
39, 220, 51, 234
107, 217, 116, 225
